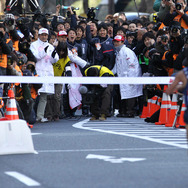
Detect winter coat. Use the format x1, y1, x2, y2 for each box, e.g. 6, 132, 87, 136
30, 38, 58, 94
86, 26, 115, 70
111, 45, 143, 99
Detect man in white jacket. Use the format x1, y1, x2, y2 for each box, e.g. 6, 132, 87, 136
112, 35, 143, 117
30, 28, 59, 122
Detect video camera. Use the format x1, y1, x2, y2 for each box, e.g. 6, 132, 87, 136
79, 85, 103, 105
170, 25, 181, 34
4, 18, 14, 27
7, 55, 13, 66
126, 30, 137, 38
87, 7, 99, 21
176, 3, 183, 10
161, 35, 168, 42
19, 41, 30, 53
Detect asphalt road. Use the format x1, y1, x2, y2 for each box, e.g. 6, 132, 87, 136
1, 115, 188, 188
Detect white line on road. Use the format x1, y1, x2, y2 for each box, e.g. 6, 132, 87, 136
37, 147, 181, 153
73, 119, 188, 149
5, 171, 40, 186
31, 133, 42, 136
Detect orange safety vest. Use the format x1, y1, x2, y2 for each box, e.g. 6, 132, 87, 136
158, 22, 165, 30
173, 11, 188, 29
0, 39, 11, 68
162, 51, 174, 76
13, 40, 19, 51
31, 75, 39, 99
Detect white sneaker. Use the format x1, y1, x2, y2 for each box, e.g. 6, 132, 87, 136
36, 117, 48, 123
40, 117, 48, 123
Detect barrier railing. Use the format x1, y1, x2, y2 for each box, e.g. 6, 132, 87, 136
0, 76, 175, 84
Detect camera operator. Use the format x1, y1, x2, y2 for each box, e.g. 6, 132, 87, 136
158, 21, 184, 74
0, 23, 13, 99
84, 65, 114, 121
148, 48, 169, 76
163, 0, 188, 29
173, 30, 188, 70
4, 14, 20, 49
169, 21, 184, 54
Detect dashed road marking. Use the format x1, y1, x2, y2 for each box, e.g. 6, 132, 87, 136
5, 171, 40, 186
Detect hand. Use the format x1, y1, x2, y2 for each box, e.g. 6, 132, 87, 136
6, 24, 15, 32
44, 45, 49, 53
56, 4, 61, 13
150, 39, 155, 46
176, 9, 184, 16
7, 64, 13, 70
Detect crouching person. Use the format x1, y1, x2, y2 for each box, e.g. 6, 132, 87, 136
84, 65, 114, 121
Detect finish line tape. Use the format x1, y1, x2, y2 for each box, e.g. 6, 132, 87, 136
0, 76, 175, 85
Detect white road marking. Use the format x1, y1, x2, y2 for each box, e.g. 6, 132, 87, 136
5, 171, 40, 186
73, 119, 188, 149
31, 133, 42, 136
37, 147, 180, 153
86, 154, 146, 163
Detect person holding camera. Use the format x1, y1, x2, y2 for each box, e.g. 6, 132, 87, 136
163, 0, 188, 29
84, 65, 114, 121
0, 23, 13, 99
4, 14, 20, 52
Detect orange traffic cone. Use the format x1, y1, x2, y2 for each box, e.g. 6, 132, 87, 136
4, 89, 19, 120
176, 98, 186, 128
149, 96, 158, 117
155, 86, 171, 125
147, 98, 152, 117
165, 93, 178, 127
140, 104, 148, 118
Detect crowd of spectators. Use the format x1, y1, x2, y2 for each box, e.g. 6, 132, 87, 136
1, 0, 188, 123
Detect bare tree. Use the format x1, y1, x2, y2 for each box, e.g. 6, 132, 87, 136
83, 0, 88, 14
139, 0, 155, 13
108, 0, 115, 14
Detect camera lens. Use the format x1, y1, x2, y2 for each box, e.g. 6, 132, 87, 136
176, 3, 182, 10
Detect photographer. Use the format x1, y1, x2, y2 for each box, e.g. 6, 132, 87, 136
0, 23, 13, 75
163, 0, 188, 29
84, 65, 114, 121
4, 14, 20, 50
173, 32, 188, 70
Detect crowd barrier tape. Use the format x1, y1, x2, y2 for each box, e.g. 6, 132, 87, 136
0, 76, 175, 85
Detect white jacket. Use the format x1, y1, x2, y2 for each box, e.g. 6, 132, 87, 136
112, 45, 143, 99
30, 38, 58, 94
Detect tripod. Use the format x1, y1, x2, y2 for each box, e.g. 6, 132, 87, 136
6, 0, 41, 14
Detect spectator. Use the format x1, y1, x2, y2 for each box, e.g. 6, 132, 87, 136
86, 22, 115, 70
112, 35, 143, 117
30, 28, 59, 123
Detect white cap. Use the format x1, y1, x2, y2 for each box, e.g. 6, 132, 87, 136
38, 28, 49, 35
57, 30, 67, 36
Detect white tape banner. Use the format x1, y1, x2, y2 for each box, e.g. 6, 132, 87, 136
0, 76, 175, 85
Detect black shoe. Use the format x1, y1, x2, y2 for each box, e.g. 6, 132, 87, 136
124, 113, 135, 118
144, 118, 151, 122
116, 113, 125, 117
